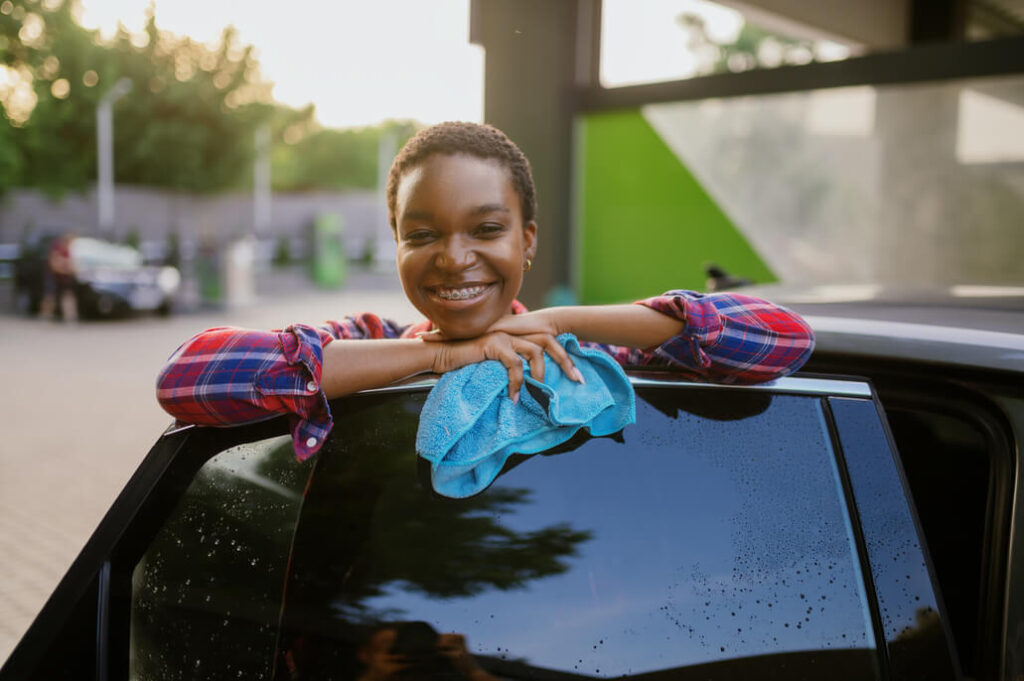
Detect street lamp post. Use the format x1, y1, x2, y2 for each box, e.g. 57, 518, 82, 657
253, 123, 271, 237
96, 77, 133, 238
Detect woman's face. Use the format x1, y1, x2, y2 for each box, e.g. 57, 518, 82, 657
394, 153, 537, 339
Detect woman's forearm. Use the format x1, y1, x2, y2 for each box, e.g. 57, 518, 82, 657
320, 338, 438, 399
555, 304, 684, 349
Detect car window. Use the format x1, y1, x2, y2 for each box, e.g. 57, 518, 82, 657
872, 393, 1010, 679
274, 388, 882, 679
69, 237, 143, 270
130, 434, 314, 681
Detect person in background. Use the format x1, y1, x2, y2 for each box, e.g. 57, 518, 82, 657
46, 232, 77, 321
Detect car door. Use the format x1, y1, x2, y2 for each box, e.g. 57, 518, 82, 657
268, 377, 959, 680
0, 375, 960, 681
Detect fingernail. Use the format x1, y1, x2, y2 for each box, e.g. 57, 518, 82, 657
511, 392, 519, 405
573, 368, 585, 384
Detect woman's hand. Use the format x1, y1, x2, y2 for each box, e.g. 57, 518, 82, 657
422, 326, 583, 403
485, 308, 566, 338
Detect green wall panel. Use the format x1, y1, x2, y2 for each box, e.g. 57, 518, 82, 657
577, 110, 776, 304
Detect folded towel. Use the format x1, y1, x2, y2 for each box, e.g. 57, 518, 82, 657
416, 334, 636, 498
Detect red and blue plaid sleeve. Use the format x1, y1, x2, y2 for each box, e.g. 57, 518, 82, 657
156, 313, 415, 460
594, 290, 815, 384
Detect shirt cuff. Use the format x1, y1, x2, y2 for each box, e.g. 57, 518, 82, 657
634, 290, 723, 370
254, 324, 333, 461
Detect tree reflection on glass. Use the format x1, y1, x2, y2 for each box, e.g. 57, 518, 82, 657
288, 394, 591, 619
276, 393, 593, 677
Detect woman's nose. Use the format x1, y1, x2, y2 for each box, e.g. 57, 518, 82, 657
435, 237, 475, 270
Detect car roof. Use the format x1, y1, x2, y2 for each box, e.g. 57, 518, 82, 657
751, 284, 1024, 374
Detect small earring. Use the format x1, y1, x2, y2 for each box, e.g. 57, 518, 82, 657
523, 259, 532, 272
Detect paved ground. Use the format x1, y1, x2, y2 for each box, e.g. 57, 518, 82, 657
0, 268, 417, 664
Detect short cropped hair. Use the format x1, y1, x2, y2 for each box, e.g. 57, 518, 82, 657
386, 121, 537, 230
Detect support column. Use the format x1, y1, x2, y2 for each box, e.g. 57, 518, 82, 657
471, 0, 599, 307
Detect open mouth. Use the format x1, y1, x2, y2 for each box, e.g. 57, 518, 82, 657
429, 284, 491, 302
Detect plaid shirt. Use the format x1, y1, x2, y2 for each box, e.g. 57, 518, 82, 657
156, 290, 815, 460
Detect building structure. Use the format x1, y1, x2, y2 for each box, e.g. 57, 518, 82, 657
470, 0, 1024, 306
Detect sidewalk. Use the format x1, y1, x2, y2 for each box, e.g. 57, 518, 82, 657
0, 269, 417, 665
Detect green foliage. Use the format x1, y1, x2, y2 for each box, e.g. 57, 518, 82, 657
0, 0, 412, 196
677, 12, 817, 75
272, 119, 418, 191
0, 109, 22, 187
0, 0, 277, 193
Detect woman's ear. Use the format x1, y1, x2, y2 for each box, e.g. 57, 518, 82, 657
523, 220, 538, 262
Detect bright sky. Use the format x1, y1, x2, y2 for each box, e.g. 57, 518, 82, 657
75, 0, 845, 129
76, 0, 485, 128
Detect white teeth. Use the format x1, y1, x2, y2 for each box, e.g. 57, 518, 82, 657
435, 285, 486, 300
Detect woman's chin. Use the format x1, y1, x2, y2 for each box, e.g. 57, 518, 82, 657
434, 322, 490, 341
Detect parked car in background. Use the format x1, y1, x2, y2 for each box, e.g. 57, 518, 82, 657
1, 292, 1021, 681
12, 235, 181, 319
69, 237, 180, 318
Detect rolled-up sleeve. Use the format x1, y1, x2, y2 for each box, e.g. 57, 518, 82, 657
155, 324, 334, 460
628, 290, 815, 384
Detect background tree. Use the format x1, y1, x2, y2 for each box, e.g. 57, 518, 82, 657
272, 118, 418, 191
0, 0, 278, 194
0, 0, 420, 197
678, 12, 818, 75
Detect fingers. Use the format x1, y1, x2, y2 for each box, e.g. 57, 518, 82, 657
437, 632, 467, 653
415, 328, 445, 342
514, 337, 547, 384
440, 331, 584, 404
530, 334, 584, 384
498, 350, 525, 404
501, 336, 584, 403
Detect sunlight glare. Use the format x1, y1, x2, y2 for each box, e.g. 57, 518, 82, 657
76, 0, 483, 128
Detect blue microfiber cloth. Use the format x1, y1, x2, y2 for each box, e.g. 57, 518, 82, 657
416, 333, 636, 498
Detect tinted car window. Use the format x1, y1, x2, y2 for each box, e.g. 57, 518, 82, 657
275, 388, 882, 679
884, 396, 1008, 679
829, 398, 959, 680
130, 435, 314, 681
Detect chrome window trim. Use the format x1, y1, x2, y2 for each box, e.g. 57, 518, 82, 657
361, 375, 873, 398
628, 375, 872, 397
162, 422, 197, 437
160, 377, 872, 441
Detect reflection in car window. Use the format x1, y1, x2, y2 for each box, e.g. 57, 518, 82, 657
130, 435, 314, 681
276, 389, 881, 679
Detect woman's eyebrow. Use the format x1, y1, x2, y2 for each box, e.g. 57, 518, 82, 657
401, 204, 508, 223
471, 203, 510, 215
401, 210, 434, 223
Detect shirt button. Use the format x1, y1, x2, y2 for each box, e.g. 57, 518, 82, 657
306, 437, 318, 448
306, 381, 317, 392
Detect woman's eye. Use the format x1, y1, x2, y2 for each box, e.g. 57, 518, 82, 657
475, 223, 505, 237
403, 230, 434, 243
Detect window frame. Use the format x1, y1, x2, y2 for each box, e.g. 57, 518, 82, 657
271, 376, 955, 679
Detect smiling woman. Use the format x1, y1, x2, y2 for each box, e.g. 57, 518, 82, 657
156, 121, 816, 461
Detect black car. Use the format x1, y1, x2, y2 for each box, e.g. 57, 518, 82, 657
1, 295, 1021, 681
13, 236, 180, 319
